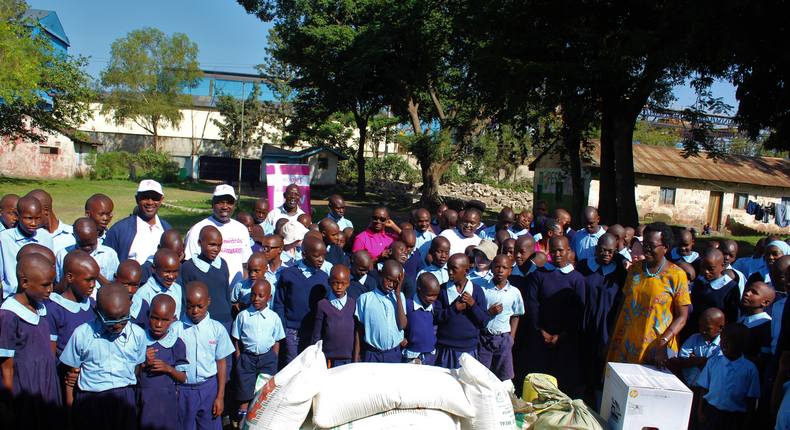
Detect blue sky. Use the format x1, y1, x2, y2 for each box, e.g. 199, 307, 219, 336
33, 0, 738, 113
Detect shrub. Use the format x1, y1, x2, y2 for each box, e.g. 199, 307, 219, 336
86, 149, 179, 183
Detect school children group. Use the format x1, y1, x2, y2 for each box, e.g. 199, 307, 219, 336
0, 180, 789, 430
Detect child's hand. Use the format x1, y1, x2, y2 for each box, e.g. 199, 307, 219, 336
488, 302, 503, 316
145, 347, 157, 367
541, 330, 552, 345
149, 359, 171, 374
455, 299, 467, 311
460, 292, 475, 307
400, 339, 408, 347
64, 368, 80, 387
213, 396, 224, 419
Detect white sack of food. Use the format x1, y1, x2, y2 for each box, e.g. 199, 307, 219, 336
455, 353, 517, 430
316, 408, 460, 430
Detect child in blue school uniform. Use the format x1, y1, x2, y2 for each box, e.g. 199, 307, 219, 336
231, 279, 285, 417
138, 229, 184, 287
60, 283, 148, 430
114, 259, 143, 299
354, 260, 408, 363
173, 281, 235, 430
0, 254, 62, 429
131, 248, 183, 331
45, 250, 99, 422
433, 253, 490, 369
0, 196, 53, 300
402, 273, 440, 365
181, 225, 233, 335
480, 254, 525, 382
697, 323, 761, 430
231, 252, 268, 315
347, 250, 377, 300
416, 237, 451, 285
137, 294, 187, 430
274, 236, 332, 364
312, 265, 356, 367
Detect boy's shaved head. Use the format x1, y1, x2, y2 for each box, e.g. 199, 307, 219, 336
153, 248, 179, 268
429, 236, 451, 252
753, 281, 776, 303
318, 217, 339, 233
493, 254, 512, 267
399, 229, 416, 247
381, 259, 404, 278
237, 211, 254, 224
0, 194, 19, 209
150, 293, 176, 317
116, 259, 142, 279
17, 195, 41, 214
63, 249, 98, 274
353, 250, 372, 267
185, 281, 209, 301
448, 253, 470, 268
96, 283, 130, 314
264, 234, 284, 248
199, 225, 222, 242
330, 264, 350, 281
677, 229, 694, 243
722, 323, 751, 347
417, 272, 441, 294
160, 230, 184, 251
302, 235, 326, 253
598, 233, 617, 248
702, 247, 724, 264
16, 243, 56, 265
548, 235, 569, 249
73, 217, 97, 236
26, 189, 52, 208
16, 253, 55, 282
700, 307, 725, 325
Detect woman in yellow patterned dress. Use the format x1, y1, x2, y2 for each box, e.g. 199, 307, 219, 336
606, 222, 690, 369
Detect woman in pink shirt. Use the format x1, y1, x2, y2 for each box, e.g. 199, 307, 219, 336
352, 205, 401, 260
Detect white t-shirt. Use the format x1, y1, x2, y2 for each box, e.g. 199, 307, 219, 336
128, 215, 165, 264
184, 217, 253, 286
264, 205, 305, 229
439, 228, 481, 257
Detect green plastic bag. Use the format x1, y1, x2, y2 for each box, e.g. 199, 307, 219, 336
528, 375, 611, 430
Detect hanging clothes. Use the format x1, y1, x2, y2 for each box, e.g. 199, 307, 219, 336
755, 204, 764, 222
747, 200, 757, 215
776, 204, 789, 229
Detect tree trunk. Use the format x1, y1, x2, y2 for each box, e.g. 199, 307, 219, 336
420, 158, 453, 208
598, 114, 617, 226
611, 111, 640, 228
566, 134, 585, 231
356, 118, 368, 199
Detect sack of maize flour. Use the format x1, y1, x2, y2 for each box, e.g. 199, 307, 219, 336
455, 353, 517, 430
316, 408, 460, 430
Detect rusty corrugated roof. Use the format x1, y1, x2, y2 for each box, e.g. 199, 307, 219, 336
585, 143, 790, 188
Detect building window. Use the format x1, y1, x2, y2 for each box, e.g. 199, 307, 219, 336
554, 182, 563, 203
733, 193, 748, 209
783, 197, 790, 205
659, 187, 676, 205
39, 146, 59, 155
318, 157, 328, 170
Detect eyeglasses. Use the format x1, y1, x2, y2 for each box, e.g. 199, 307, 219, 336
97, 310, 131, 326
642, 243, 665, 252
371, 215, 387, 222
262, 245, 282, 251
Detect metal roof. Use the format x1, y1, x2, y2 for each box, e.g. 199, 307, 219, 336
532, 140, 790, 189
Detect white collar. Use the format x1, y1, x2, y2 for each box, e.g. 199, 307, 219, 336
49, 292, 92, 314
183, 312, 211, 328
413, 295, 434, 312
583, 226, 605, 238
739, 312, 771, 328
447, 279, 473, 303
0, 296, 46, 324
136, 214, 163, 230
512, 261, 537, 277
330, 294, 348, 308
146, 329, 178, 348
698, 274, 733, 291
586, 257, 615, 276
191, 253, 222, 272
671, 248, 699, 263
485, 279, 513, 292
544, 262, 574, 274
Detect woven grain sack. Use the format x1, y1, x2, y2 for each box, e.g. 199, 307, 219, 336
316, 408, 460, 430
240, 341, 328, 430
311, 362, 473, 428
455, 353, 518, 430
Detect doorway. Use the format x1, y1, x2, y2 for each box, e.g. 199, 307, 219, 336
707, 191, 724, 231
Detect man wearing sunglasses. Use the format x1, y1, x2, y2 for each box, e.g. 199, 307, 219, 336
104, 180, 173, 263
352, 205, 402, 261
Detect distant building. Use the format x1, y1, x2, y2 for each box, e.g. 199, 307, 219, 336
530, 141, 790, 234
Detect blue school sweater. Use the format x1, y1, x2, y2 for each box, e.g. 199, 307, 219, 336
404, 298, 436, 354
403, 249, 422, 283
311, 298, 355, 359
434, 282, 490, 351
181, 258, 232, 324
325, 244, 349, 267
347, 274, 378, 300
103, 215, 172, 261
274, 266, 329, 333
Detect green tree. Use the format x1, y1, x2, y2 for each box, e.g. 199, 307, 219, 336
0, 0, 95, 143
632, 120, 682, 147
100, 27, 203, 151
212, 83, 266, 157
256, 29, 296, 147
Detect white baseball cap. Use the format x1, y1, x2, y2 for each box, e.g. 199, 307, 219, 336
213, 184, 236, 201
137, 179, 163, 197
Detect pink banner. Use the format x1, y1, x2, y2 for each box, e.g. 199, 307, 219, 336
266, 164, 311, 215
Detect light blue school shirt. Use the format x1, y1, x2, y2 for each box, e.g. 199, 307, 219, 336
511, 261, 538, 277
415, 230, 437, 269
678, 333, 721, 386
281, 249, 302, 267
260, 222, 274, 237
173, 312, 235, 384
59, 318, 147, 392
776, 381, 790, 430
478, 225, 516, 242
0, 297, 47, 357
130, 276, 183, 320
190, 253, 222, 272
508, 227, 531, 238
727, 263, 747, 297
482, 280, 525, 335
50, 220, 76, 256
417, 264, 449, 285
56, 244, 120, 284
231, 306, 285, 355
265, 262, 285, 293
670, 248, 700, 264
0, 226, 54, 299
618, 247, 632, 262
231, 278, 254, 305
355, 289, 407, 351
447, 278, 474, 303
570, 226, 606, 261
330, 294, 348, 310
328, 213, 354, 231
468, 269, 493, 287
698, 354, 761, 413
0, 223, 6, 233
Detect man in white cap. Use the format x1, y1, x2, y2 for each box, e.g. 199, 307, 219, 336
265, 184, 305, 229
104, 179, 172, 263
184, 184, 252, 286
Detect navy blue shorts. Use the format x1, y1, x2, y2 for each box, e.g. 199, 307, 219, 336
73, 386, 136, 430
478, 332, 515, 380
233, 350, 278, 402
360, 343, 401, 363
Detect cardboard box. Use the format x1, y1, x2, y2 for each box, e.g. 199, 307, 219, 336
600, 362, 693, 430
